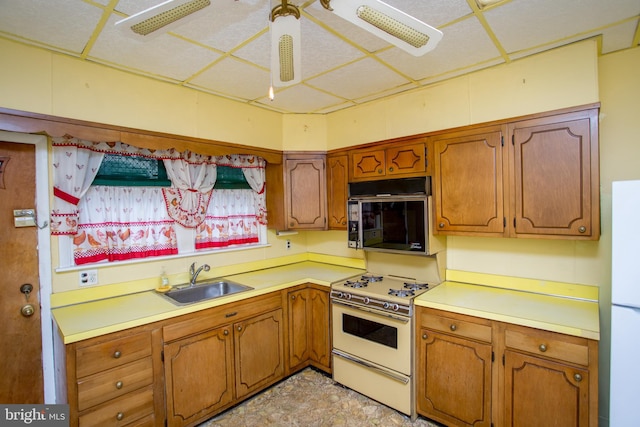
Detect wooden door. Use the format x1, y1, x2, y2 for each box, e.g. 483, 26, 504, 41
432, 128, 505, 236
234, 309, 284, 400
326, 154, 348, 229
164, 326, 234, 427
504, 350, 589, 427
308, 288, 331, 371
0, 141, 43, 403
417, 328, 492, 427
510, 114, 597, 238
287, 288, 310, 371
284, 158, 326, 229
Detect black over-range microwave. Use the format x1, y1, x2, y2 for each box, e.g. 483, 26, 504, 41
347, 177, 439, 256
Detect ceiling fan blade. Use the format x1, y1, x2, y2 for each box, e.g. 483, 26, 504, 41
321, 0, 443, 56
115, 0, 211, 38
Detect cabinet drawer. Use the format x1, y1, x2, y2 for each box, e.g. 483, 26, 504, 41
77, 357, 153, 411
76, 332, 152, 378
79, 386, 154, 427
163, 291, 282, 342
420, 311, 492, 343
505, 328, 589, 366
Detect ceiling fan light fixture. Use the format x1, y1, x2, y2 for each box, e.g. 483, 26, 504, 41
321, 0, 442, 56
116, 0, 211, 38
270, 2, 302, 87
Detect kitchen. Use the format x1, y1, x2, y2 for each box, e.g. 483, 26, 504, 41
0, 1, 639, 426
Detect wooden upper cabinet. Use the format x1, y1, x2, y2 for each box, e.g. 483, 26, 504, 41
284, 155, 327, 230
326, 154, 348, 229
432, 105, 600, 240
350, 140, 426, 181
509, 110, 599, 239
432, 126, 506, 236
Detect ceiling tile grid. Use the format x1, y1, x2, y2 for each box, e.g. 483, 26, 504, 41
0, 0, 638, 114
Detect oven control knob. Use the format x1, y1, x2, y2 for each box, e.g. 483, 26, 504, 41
344, 293, 352, 300
392, 303, 399, 311
363, 297, 370, 304
383, 302, 390, 309
336, 292, 344, 299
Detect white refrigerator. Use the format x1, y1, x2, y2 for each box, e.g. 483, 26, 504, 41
610, 180, 640, 426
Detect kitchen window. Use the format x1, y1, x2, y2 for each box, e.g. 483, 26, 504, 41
51, 136, 267, 268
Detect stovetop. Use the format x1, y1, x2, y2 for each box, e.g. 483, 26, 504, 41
330, 273, 439, 316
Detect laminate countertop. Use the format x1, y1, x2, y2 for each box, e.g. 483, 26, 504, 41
415, 272, 600, 340
52, 261, 365, 344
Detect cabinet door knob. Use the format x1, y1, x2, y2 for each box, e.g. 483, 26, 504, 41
578, 226, 586, 233
377, 169, 383, 174
223, 329, 229, 336
116, 412, 124, 421
450, 324, 457, 331
422, 334, 428, 340
291, 295, 296, 300
388, 167, 394, 172
574, 373, 583, 382
113, 350, 122, 359
538, 344, 547, 352
115, 381, 123, 389
439, 223, 445, 228
237, 326, 242, 332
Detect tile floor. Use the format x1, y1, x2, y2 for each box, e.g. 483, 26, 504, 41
199, 368, 442, 427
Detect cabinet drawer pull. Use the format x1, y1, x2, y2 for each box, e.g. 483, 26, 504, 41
574, 373, 583, 382
116, 412, 124, 421
538, 344, 547, 352
450, 324, 457, 332
113, 350, 122, 359
115, 381, 123, 389
225, 312, 238, 318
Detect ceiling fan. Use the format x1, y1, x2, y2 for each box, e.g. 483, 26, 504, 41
115, 0, 443, 88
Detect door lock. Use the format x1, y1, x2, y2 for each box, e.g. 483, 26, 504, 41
20, 283, 33, 302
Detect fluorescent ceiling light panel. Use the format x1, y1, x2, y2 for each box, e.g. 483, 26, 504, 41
115, 0, 211, 38
270, 14, 302, 87
323, 0, 442, 56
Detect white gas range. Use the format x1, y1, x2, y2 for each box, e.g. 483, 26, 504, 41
330, 272, 440, 419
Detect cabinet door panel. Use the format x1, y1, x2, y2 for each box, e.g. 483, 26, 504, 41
327, 155, 348, 229
386, 143, 425, 175
285, 158, 326, 229
309, 288, 331, 370
512, 117, 594, 237
234, 309, 284, 399
433, 130, 505, 235
288, 289, 310, 370
504, 350, 589, 427
417, 329, 492, 427
352, 150, 385, 179
164, 327, 234, 427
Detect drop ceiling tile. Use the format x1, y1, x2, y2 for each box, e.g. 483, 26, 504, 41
233, 32, 271, 70
90, 16, 221, 81
383, 0, 473, 27
485, 0, 640, 54
307, 57, 410, 100
189, 57, 270, 101
378, 16, 502, 81
255, 84, 346, 113
0, 0, 103, 54
599, 20, 640, 54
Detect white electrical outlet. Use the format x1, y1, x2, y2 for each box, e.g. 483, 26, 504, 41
79, 269, 98, 286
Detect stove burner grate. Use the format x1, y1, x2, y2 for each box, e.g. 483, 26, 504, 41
403, 282, 430, 291
361, 274, 383, 282
344, 280, 369, 288
389, 288, 416, 298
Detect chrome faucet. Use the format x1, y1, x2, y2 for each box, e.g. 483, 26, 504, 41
189, 262, 210, 287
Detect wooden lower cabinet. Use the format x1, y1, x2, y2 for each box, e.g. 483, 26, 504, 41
163, 292, 284, 427
416, 307, 598, 427
286, 285, 331, 374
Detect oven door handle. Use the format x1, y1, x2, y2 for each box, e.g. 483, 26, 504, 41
332, 349, 410, 385
331, 299, 411, 323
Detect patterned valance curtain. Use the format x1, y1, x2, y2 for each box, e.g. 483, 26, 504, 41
162, 151, 217, 228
